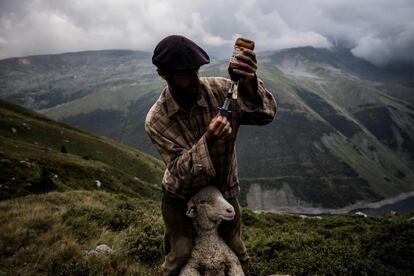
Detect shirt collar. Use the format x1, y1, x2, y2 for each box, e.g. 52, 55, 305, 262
165, 83, 208, 117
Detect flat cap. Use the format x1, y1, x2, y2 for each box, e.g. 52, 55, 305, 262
152, 35, 210, 72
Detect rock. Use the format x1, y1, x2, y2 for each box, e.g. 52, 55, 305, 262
22, 122, 31, 130
390, 210, 397, 216
95, 244, 113, 254
82, 245, 113, 258
96, 180, 101, 188
81, 249, 96, 257
354, 211, 368, 218
11, 128, 17, 133
299, 214, 322, 220
19, 160, 32, 167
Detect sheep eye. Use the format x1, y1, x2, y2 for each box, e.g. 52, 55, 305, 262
198, 199, 207, 204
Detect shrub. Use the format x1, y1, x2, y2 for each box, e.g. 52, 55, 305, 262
122, 219, 163, 264
47, 243, 89, 276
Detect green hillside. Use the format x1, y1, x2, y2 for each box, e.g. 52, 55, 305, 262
1, 190, 413, 275
0, 99, 164, 200
0, 99, 413, 275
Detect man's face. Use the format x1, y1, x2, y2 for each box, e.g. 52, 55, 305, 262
167, 69, 201, 104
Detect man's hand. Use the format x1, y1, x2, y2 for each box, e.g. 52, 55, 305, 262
231, 48, 260, 104
205, 114, 232, 145
232, 48, 257, 81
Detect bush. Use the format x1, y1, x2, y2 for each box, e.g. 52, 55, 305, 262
122, 219, 163, 264
244, 214, 414, 275
47, 243, 89, 276
29, 168, 57, 194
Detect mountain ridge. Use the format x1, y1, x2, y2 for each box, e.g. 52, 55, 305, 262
1, 46, 413, 210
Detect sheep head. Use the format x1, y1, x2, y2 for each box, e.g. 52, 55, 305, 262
186, 186, 235, 231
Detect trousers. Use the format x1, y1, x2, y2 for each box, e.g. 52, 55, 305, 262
161, 188, 248, 276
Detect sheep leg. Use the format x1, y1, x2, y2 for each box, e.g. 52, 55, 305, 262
179, 263, 201, 276
227, 263, 245, 276
226, 254, 245, 276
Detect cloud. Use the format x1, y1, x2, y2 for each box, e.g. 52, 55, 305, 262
0, 0, 413, 66
351, 26, 414, 66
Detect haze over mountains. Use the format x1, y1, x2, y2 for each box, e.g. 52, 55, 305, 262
1, 46, 413, 212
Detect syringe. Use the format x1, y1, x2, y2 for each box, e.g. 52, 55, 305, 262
218, 80, 238, 114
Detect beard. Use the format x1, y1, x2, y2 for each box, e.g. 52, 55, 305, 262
169, 79, 201, 109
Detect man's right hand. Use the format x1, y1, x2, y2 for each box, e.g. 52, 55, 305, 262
205, 114, 232, 145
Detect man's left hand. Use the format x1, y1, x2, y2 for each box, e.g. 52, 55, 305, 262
232, 48, 257, 80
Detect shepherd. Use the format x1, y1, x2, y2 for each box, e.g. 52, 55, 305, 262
145, 35, 277, 276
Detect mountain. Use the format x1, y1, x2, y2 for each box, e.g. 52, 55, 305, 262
0, 49, 155, 110
0, 98, 164, 200
0, 47, 413, 212
1, 95, 413, 275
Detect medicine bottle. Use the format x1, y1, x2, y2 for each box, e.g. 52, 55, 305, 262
228, 37, 255, 81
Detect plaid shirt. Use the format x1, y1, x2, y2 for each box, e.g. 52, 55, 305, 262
145, 76, 276, 200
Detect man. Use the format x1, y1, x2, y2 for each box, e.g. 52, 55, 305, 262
145, 35, 276, 275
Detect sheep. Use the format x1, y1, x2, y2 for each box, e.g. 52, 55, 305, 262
179, 186, 245, 276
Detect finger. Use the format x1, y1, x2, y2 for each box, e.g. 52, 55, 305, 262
213, 112, 224, 123
236, 54, 257, 69
232, 69, 255, 79
241, 48, 257, 63
222, 125, 232, 139
219, 121, 231, 136
234, 57, 256, 73
214, 116, 227, 135
226, 126, 232, 137
214, 115, 227, 127
209, 117, 219, 129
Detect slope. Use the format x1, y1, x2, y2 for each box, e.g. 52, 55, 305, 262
0, 99, 164, 200
1, 47, 413, 211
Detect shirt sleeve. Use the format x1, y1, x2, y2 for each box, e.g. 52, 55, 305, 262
236, 76, 277, 125
145, 117, 216, 185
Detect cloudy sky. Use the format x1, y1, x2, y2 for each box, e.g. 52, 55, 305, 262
0, 0, 413, 66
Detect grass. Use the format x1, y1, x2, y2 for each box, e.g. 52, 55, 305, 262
1, 191, 413, 275
0, 191, 163, 275
243, 209, 414, 275
0, 98, 164, 200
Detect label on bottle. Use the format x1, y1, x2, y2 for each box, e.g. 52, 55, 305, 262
229, 47, 243, 69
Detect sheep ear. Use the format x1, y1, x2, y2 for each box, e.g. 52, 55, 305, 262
186, 200, 196, 218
